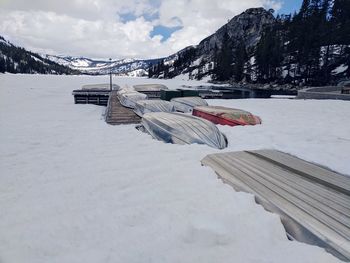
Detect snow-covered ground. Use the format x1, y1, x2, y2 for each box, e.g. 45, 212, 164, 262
1, 74, 349, 263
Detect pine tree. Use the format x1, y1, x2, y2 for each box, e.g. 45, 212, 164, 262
299, 0, 311, 19
0, 57, 5, 73
256, 24, 283, 82
331, 0, 350, 44
213, 28, 233, 81
148, 65, 154, 78
317, 0, 332, 84
233, 41, 247, 82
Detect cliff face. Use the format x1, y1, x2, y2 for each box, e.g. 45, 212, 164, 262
149, 8, 276, 80
197, 8, 275, 57
150, 6, 350, 85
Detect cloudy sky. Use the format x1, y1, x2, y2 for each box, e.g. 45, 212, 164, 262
0, 0, 302, 59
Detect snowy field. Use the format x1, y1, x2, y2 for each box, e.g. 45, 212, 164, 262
1, 74, 349, 263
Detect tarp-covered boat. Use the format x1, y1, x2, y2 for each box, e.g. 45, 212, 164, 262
133, 84, 168, 91
133, 100, 175, 117
139, 112, 227, 149
117, 87, 147, 108
82, 83, 119, 91
134, 84, 169, 99
171, 97, 208, 113
192, 105, 261, 126
117, 86, 135, 96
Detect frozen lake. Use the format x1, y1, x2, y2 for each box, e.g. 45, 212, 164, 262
0, 74, 349, 263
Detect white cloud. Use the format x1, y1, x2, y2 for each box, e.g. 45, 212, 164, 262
0, 0, 282, 59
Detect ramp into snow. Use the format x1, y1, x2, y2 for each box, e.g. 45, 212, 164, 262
105, 91, 141, 125
201, 150, 350, 261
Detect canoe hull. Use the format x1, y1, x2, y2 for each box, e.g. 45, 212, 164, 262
193, 106, 261, 126
133, 100, 175, 117
116, 86, 148, 109
171, 97, 208, 113
140, 112, 227, 149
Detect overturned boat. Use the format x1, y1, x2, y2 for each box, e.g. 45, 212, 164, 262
193, 105, 261, 126
171, 97, 208, 113
82, 83, 119, 91
117, 87, 147, 108
139, 112, 227, 149
133, 100, 175, 117
133, 84, 168, 99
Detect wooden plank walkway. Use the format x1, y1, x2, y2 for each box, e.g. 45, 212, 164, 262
72, 90, 110, 106
105, 90, 141, 125
201, 150, 350, 261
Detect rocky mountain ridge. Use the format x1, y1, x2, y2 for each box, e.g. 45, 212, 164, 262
197, 8, 275, 58
43, 55, 162, 76
0, 36, 162, 76
0, 36, 78, 74
149, 4, 350, 86
149, 8, 276, 80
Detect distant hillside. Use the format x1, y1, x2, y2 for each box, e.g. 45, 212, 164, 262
0, 35, 161, 76
43, 55, 162, 76
0, 36, 78, 74
149, 2, 350, 86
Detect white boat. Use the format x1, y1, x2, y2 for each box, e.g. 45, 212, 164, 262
133, 84, 168, 92
171, 96, 208, 113
133, 100, 175, 117
82, 83, 120, 91
117, 87, 147, 108
139, 112, 227, 149
133, 84, 168, 99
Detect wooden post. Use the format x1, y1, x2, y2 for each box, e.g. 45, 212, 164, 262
109, 58, 112, 91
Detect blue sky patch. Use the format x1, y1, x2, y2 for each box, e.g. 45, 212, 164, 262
143, 11, 160, 22
150, 25, 183, 42
277, 0, 303, 15
119, 11, 159, 23
119, 12, 137, 23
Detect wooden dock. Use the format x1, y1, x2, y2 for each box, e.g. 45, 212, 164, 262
72, 84, 120, 106
201, 150, 350, 261
105, 90, 141, 125
72, 90, 110, 106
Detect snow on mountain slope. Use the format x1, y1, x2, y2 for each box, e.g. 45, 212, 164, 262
43, 54, 161, 76
0, 36, 77, 74
0, 37, 11, 46
127, 68, 148, 77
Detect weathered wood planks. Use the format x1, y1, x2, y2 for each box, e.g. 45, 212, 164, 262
105, 90, 141, 125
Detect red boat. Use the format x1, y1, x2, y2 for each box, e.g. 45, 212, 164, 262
192, 106, 261, 126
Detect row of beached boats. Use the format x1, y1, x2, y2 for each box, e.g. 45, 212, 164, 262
116, 85, 261, 149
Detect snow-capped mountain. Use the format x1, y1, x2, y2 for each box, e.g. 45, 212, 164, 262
0, 35, 160, 76
43, 54, 162, 76
0, 36, 78, 74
